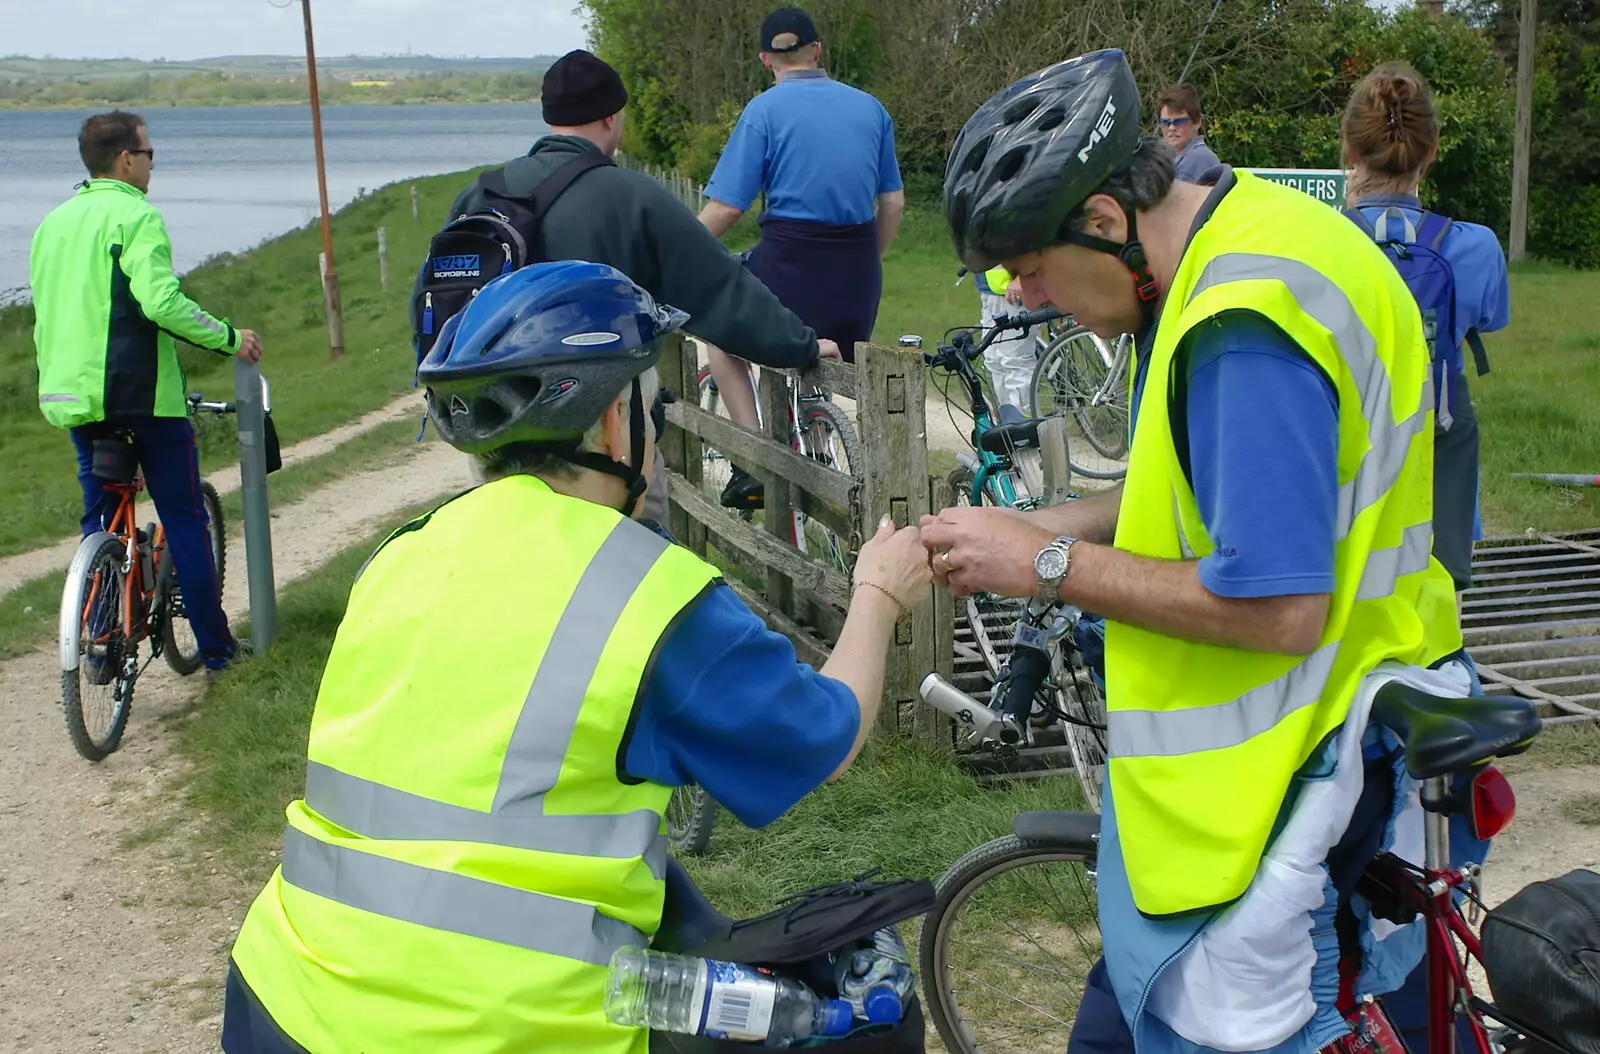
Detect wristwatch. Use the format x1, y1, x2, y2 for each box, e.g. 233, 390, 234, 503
1033, 536, 1078, 600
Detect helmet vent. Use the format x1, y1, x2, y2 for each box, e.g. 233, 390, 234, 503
1003, 98, 1039, 125
964, 136, 992, 174
992, 146, 1030, 183
1036, 109, 1065, 132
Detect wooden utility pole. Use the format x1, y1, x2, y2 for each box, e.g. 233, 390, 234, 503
301, 0, 344, 357
1510, 0, 1537, 262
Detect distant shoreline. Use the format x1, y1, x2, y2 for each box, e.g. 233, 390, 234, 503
0, 97, 539, 112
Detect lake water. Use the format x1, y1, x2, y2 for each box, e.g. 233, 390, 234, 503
0, 104, 550, 300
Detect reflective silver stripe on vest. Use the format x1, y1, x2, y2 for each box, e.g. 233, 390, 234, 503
1356, 520, 1435, 602
40, 393, 82, 403
1110, 641, 1342, 758
280, 825, 646, 966
305, 762, 669, 879
1187, 253, 1430, 539
303, 520, 675, 881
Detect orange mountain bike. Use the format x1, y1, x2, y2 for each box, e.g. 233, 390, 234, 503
58, 394, 235, 761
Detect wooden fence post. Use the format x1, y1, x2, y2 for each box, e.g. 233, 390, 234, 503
857, 342, 933, 735
759, 368, 797, 619
659, 334, 708, 558
410, 184, 419, 224
377, 226, 390, 292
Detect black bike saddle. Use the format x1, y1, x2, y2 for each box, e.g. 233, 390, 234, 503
1371, 681, 1541, 780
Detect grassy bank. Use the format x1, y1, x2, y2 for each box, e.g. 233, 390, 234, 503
0, 168, 484, 559
177, 518, 1084, 906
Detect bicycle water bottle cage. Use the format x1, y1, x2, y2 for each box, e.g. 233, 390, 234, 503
91, 434, 138, 484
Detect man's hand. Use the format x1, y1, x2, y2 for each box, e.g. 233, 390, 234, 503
816, 339, 843, 362
919, 505, 1055, 598
234, 329, 263, 364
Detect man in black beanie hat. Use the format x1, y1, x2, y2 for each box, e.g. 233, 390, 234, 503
412, 48, 839, 523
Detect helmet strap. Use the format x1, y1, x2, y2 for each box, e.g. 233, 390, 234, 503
557, 377, 649, 517
1061, 210, 1162, 308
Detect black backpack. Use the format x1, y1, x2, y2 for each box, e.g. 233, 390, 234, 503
412, 151, 613, 365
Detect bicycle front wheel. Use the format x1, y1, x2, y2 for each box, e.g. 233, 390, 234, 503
920, 831, 1102, 1054
60, 533, 135, 761
159, 480, 226, 676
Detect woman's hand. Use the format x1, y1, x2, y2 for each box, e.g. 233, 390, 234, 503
852, 515, 933, 615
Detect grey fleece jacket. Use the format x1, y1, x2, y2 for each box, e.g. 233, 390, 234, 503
421, 134, 819, 369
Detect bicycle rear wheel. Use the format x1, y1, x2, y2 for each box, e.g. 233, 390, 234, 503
60, 534, 135, 761
666, 785, 717, 856
695, 366, 737, 500
159, 480, 226, 676
790, 399, 860, 574
1031, 329, 1128, 481
920, 831, 1102, 1054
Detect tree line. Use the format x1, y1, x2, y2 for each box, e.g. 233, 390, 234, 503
583, 0, 1599, 268
0, 70, 548, 110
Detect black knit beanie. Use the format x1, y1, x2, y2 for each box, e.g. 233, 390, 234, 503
541, 50, 629, 126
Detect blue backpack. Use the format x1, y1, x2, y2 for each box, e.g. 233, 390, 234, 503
1342, 206, 1490, 431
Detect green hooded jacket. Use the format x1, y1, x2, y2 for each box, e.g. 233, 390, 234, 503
31, 178, 240, 427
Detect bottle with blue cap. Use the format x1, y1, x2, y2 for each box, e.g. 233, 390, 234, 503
606, 946, 853, 1047
833, 925, 916, 1026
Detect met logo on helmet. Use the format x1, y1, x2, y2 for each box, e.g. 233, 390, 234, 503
1076, 98, 1118, 164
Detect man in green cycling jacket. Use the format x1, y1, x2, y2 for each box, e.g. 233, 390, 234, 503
31, 109, 261, 673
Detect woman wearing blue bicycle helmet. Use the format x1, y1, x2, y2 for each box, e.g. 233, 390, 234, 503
221, 261, 931, 1054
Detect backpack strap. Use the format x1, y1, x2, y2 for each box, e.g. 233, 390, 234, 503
1415, 210, 1455, 251
1465, 328, 1491, 376
1375, 206, 1418, 243
1340, 206, 1379, 240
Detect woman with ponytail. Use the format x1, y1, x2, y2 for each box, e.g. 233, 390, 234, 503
1342, 61, 1511, 604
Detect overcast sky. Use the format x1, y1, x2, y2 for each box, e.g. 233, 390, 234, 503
2, 0, 588, 60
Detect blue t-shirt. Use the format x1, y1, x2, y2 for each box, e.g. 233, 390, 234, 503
621, 577, 860, 828
706, 70, 902, 226
1129, 311, 1340, 601
1351, 194, 1511, 357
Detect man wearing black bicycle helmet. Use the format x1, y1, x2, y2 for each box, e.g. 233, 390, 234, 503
923, 49, 1478, 1054
220, 261, 931, 1054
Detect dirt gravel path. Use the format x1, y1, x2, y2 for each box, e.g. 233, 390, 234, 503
0, 391, 424, 599
0, 437, 470, 1054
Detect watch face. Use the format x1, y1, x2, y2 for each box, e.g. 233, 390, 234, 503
1036, 546, 1068, 580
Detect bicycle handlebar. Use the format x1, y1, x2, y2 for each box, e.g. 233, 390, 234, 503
187, 393, 237, 415
997, 643, 1052, 732
930, 306, 1064, 368
919, 673, 1024, 746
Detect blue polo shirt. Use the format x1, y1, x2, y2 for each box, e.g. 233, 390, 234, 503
706, 69, 902, 226
621, 562, 860, 828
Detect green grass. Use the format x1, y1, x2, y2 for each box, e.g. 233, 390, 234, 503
0, 168, 480, 560
0, 419, 431, 664
1562, 793, 1600, 827
1473, 260, 1600, 535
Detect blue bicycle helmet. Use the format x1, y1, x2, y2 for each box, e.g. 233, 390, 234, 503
418, 260, 688, 514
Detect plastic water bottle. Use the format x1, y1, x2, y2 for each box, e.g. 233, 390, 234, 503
833, 926, 915, 1025
606, 946, 853, 1046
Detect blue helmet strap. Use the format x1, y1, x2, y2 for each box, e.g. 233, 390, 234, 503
555, 377, 649, 517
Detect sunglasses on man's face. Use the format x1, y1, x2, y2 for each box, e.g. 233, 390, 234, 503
127, 148, 155, 160
1158, 116, 1193, 130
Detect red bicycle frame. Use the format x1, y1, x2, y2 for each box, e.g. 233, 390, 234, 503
86, 479, 167, 645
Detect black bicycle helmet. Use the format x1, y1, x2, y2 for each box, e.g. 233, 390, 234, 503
945, 49, 1158, 305
417, 260, 688, 515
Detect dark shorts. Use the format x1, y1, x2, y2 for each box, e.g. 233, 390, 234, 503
1433, 369, 1480, 591
743, 215, 882, 363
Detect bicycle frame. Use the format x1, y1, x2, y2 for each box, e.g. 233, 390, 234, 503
89, 482, 165, 644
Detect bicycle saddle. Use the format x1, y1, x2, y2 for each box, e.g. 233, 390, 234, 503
1370, 681, 1542, 780
979, 404, 1046, 454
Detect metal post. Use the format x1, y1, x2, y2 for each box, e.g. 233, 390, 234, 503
377, 226, 390, 292
300, 0, 344, 358
1509, 0, 1537, 262
233, 359, 277, 651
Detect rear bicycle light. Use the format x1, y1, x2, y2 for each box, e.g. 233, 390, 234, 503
1470, 765, 1516, 841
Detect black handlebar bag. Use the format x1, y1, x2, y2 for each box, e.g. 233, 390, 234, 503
647, 860, 933, 1053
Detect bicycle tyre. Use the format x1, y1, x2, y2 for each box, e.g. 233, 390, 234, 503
791, 400, 861, 571
694, 366, 736, 499
1061, 331, 1129, 462
920, 831, 1101, 1054
61, 533, 135, 762
1030, 330, 1127, 481
159, 480, 226, 676
667, 784, 717, 857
